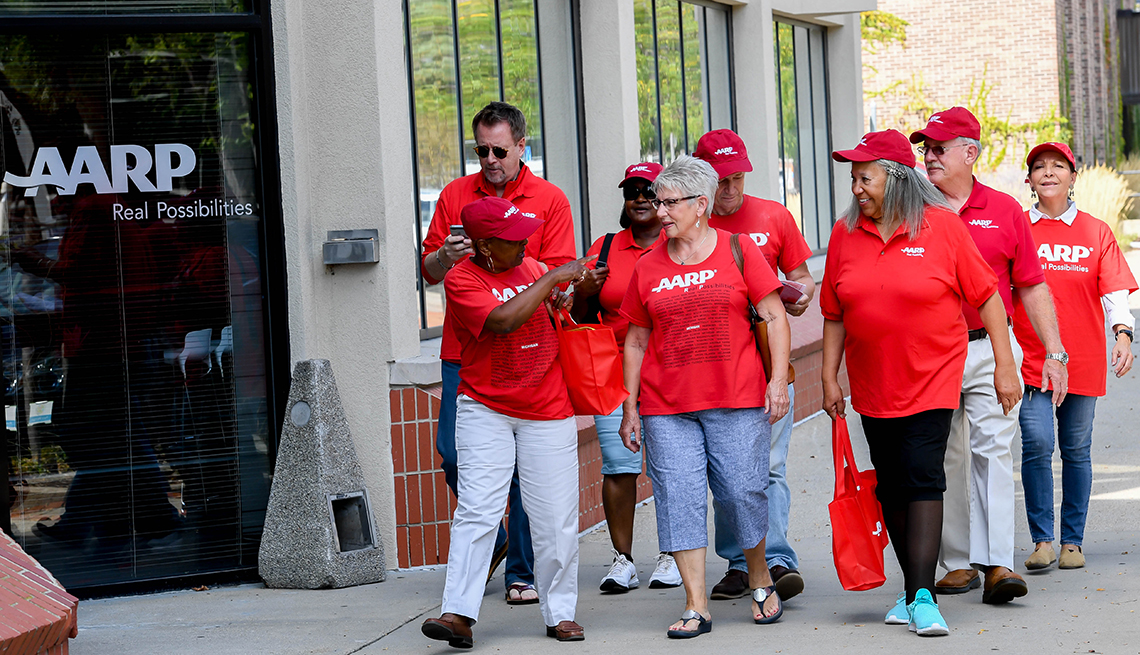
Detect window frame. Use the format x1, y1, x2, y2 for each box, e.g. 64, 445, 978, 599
637, 0, 735, 165
772, 14, 835, 254
404, 0, 576, 340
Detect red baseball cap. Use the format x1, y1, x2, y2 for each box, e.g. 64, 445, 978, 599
693, 129, 753, 178
1025, 142, 1076, 170
831, 130, 916, 168
908, 107, 981, 143
618, 162, 663, 187
460, 196, 542, 241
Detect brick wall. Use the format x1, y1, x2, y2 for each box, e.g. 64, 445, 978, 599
863, 0, 1060, 135
862, 0, 1122, 168
388, 303, 848, 569
0, 532, 77, 655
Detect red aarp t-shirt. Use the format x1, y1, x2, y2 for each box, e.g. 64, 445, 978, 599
619, 229, 782, 415
444, 257, 573, 420
584, 228, 665, 352
1013, 210, 1138, 396
958, 180, 1044, 329
709, 195, 814, 275
423, 164, 577, 362
820, 207, 999, 418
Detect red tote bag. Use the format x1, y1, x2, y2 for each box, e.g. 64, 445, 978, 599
829, 416, 890, 591
554, 311, 629, 416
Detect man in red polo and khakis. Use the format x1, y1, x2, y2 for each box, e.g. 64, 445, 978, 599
693, 129, 815, 603
910, 107, 1069, 605
420, 101, 577, 604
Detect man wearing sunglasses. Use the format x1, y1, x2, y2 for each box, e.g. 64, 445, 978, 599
420, 101, 576, 606
910, 107, 1067, 606
693, 129, 816, 604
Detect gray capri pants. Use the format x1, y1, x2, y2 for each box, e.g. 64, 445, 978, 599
642, 407, 770, 553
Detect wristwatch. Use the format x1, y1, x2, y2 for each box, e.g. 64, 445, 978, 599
1117, 328, 1134, 343
1045, 352, 1069, 365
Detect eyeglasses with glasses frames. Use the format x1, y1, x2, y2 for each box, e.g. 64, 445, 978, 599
917, 144, 968, 156
650, 195, 700, 209
622, 185, 656, 202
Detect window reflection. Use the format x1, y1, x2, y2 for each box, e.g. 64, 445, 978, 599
1, 31, 269, 590
774, 19, 833, 251
636, 0, 732, 165
0, 0, 249, 14
405, 0, 546, 334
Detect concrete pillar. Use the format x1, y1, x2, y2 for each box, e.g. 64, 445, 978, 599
580, 0, 643, 240
826, 12, 865, 215
271, 0, 419, 561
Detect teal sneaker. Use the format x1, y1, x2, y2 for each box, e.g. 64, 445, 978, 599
884, 592, 908, 625
907, 588, 949, 636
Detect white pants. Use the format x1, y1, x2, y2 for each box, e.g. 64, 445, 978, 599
940, 326, 1024, 571
441, 395, 580, 626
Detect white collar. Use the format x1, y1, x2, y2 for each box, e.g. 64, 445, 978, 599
1029, 200, 1077, 226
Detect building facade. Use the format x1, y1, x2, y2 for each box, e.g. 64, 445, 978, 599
1, 0, 868, 594
863, 0, 1123, 170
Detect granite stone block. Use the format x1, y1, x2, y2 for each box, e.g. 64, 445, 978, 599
258, 359, 387, 589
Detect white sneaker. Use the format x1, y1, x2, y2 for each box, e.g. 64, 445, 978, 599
600, 550, 639, 593
648, 552, 683, 589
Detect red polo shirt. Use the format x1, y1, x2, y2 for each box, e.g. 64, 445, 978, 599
820, 207, 999, 418
421, 164, 577, 362
1013, 210, 1138, 397
619, 229, 781, 415
584, 228, 665, 352
957, 179, 1044, 330
708, 195, 814, 275
444, 257, 573, 420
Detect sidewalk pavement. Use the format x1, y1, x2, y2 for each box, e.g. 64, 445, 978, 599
72, 333, 1140, 655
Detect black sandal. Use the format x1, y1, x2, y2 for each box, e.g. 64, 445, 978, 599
752, 586, 783, 624
666, 609, 712, 639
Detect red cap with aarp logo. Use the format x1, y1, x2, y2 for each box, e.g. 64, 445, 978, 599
460, 196, 543, 241
908, 107, 981, 143
693, 129, 753, 178
618, 162, 663, 187
832, 130, 916, 168
1025, 142, 1076, 170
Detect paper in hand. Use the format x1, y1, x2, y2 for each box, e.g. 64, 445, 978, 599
779, 279, 808, 305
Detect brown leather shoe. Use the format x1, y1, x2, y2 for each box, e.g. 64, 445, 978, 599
770, 565, 804, 601
546, 620, 585, 641
422, 614, 474, 649
935, 568, 981, 594
710, 569, 749, 600
982, 566, 1028, 604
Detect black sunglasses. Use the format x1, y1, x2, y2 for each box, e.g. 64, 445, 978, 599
473, 144, 510, 159
622, 185, 656, 201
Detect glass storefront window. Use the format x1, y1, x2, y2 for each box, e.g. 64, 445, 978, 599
636, 0, 733, 164
405, 0, 546, 336
1, 30, 271, 591
774, 19, 833, 251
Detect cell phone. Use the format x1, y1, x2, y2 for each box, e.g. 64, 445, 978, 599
449, 224, 466, 238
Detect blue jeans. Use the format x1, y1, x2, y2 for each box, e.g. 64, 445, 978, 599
437, 360, 534, 587
714, 384, 798, 571
1019, 388, 1097, 547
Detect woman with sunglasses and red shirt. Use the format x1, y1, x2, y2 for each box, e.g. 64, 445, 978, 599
571, 163, 681, 593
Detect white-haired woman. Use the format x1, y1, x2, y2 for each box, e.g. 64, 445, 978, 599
618, 155, 791, 638
1017, 142, 1137, 571
821, 130, 1019, 637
